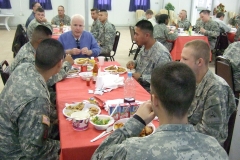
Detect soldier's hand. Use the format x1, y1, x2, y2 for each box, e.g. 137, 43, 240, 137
200, 27, 206, 33
136, 101, 155, 125
126, 61, 135, 69
132, 73, 141, 80
64, 54, 74, 65
71, 48, 81, 55
41, 17, 47, 22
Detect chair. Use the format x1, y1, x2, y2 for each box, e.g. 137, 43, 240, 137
99, 31, 120, 61
215, 56, 239, 99
12, 24, 29, 58
133, 45, 142, 60
136, 9, 145, 22
214, 29, 229, 56
0, 60, 10, 85
128, 26, 138, 56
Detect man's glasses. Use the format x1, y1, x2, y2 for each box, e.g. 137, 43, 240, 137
76, 39, 80, 49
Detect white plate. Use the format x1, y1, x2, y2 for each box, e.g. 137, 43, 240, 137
63, 102, 101, 118
104, 65, 127, 74
113, 118, 156, 137
74, 58, 89, 65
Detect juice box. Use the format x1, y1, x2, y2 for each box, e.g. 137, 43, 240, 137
129, 102, 139, 117
108, 104, 120, 121
119, 103, 130, 119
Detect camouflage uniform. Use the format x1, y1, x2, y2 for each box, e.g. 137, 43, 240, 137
90, 19, 101, 39
234, 27, 240, 41
51, 14, 71, 26
97, 21, 116, 55
92, 118, 228, 160
178, 18, 191, 30
188, 70, 236, 146
153, 24, 178, 51
194, 19, 220, 50
9, 42, 71, 121
229, 15, 240, 26
27, 19, 52, 41
0, 63, 60, 159
223, 42, 240, 91
194, 19, 202, 29
134, 41, 172, 83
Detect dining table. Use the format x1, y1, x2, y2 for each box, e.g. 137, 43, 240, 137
56, 61, 157, 160
170, 33, 210, 61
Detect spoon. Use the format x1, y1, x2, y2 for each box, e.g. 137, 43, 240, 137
90, 125, 113, 142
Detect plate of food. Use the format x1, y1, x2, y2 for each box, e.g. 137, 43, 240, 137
104, 65, 127, 74
63, 102, 101, 118
113, 118, 155, 137
74, 58, 89, 65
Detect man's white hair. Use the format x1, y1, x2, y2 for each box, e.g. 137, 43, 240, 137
71, 14, 85, 25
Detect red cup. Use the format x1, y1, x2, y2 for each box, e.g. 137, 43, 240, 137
81, 65, 87, 72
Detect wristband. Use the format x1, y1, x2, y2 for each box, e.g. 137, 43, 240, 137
133, 114, 146, 126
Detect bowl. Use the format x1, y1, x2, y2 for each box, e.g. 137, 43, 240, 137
90, 115, 115, 130
113, 118, 156, 137
71, 111, 90, 131
51, 24, 57, 28
79, 72, 93, 80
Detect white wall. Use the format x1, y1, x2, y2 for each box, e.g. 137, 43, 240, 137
0, 0, 239, 27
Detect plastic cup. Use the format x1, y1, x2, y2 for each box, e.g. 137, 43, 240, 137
98, 56, 105, 66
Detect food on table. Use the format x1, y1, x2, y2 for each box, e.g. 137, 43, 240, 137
114, 122, 153, 137
65, 102, 85, 116
91, 116, 110, 125
88, 107, 99, 116
76, 58, 89, 65
68, 68, 79, 74
105, 66, 126, 73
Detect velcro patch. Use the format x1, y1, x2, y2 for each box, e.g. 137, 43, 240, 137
42, 115, 50, 127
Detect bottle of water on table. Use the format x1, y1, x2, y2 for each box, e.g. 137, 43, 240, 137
124, 72, 135, 103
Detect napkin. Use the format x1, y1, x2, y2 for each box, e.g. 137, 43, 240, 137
96, 74, 124, 90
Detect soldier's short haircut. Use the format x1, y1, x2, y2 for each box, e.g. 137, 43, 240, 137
58, 5, 64, 10
35, 39, 65, 70
36, 7, 44, 13
32, 25, 52, 42
200, 10, 211, 15
145, 9, 153, 15
151, 62, 196, 118
156, 14, 169, 24
32, 2, 39, 8
184, 40, 210, 65
99, 9, 107, 13
135, 20, 153, 36
91, 8, 99, 13
216, 12, 225, 18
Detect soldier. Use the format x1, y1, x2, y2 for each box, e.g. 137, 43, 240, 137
25, 2, 41, 29
145, 9, 156, 27
27, 7, 52, 41
175, 9, 191, 30
180, 40, 236, 146
90, 8, 101, 39
0, 39, 63, 159
194, 10, 220, 50
228, 15, 240, 27
97, 9, 116, 56
234, 27, 240, 41
223, 41, 240, 91
58, 14, 100, 59
126, 20, 172, 92
214, 12, 231, 33
51, 5, 71, 26
92, 62, 228, 160
154, 14, 178, 51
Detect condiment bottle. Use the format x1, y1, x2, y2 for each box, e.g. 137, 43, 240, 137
92, 63, 98, 84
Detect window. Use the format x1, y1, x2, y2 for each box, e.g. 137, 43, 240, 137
0, 0, 12, 9
29, 0, 52, 10
93, 0, 112, 10
129, 0, 150, 12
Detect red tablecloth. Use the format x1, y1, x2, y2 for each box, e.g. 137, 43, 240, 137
56, 61, 156, 160
227, 32, 236, 43
52, 28, 61, 40
170, 36, 210, 61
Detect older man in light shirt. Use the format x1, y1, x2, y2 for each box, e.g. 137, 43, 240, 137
214, 12, 231, 33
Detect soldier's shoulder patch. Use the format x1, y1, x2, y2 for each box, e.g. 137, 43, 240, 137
42, 115, 50, 127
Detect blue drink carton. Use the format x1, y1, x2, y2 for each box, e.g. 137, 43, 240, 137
108, 104, 120, 121
119, 103, 130, 119
129, 102, 139, 117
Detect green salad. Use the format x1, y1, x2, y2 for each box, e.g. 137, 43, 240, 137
92, 116, 110, 125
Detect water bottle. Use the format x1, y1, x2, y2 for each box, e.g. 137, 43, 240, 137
124, 72, 135, 103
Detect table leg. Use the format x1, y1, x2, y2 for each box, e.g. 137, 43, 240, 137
4, 17, 10, 31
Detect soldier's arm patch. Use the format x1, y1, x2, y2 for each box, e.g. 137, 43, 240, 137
42, 115, 50, 127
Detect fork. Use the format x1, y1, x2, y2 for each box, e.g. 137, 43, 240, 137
90, 125, 113, 142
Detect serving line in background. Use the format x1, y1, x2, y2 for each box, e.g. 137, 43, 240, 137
56, 61, 157, 160
0, 13, 14, 31
170, 32, 211, 61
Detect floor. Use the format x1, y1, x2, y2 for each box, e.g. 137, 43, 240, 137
0, 26, 214, 92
